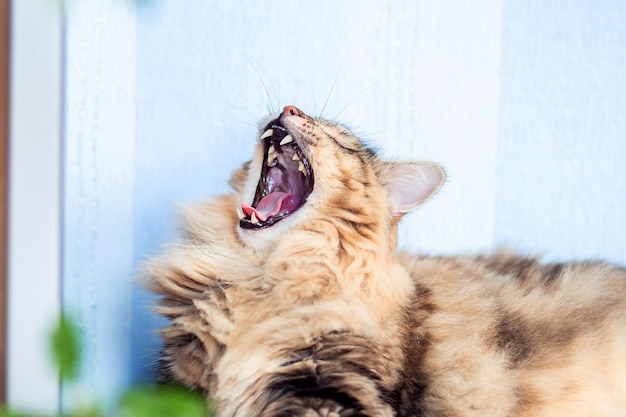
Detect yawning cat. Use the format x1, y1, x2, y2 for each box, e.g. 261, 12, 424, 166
147, 105, 626, 416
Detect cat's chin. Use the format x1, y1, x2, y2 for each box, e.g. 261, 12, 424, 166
237, 206, 309, 252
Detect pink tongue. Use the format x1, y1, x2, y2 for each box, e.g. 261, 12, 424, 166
241, 192, 301, 222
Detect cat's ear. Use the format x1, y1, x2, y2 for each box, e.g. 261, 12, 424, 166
377, 161, 445, 217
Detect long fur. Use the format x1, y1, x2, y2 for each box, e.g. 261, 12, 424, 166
146, 108, 626, 416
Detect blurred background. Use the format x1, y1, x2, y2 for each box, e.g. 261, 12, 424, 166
5, 0, 626, 413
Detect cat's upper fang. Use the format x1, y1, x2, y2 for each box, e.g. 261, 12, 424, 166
260, 128, 273, 140
280, 135, 294, 145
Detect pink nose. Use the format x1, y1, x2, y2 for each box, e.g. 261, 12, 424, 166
282, 105, 304, 118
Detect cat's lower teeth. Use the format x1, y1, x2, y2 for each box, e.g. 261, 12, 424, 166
267, 145, 277, 166
298, 162, 306, 174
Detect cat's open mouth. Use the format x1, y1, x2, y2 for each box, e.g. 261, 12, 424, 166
240, 121, 314, 229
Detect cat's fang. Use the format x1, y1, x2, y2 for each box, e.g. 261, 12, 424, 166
280, 135, 294, 145
250, 212, 259, 224
261, 129, 273, 140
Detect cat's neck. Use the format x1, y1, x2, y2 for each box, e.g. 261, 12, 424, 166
185, 193, 414, 329
260, 211, 414, 329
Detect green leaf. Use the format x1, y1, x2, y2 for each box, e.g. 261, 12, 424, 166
119, 385, 209, 417
62, 404, 103, 417
0, 405, 44, 417
49, 314, 81, 382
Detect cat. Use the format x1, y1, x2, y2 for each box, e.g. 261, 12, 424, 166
146, 105, 626, 416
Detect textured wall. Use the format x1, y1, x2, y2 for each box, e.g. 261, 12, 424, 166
61, 0, 626, 407
495, 0, 626, 262
63, 0, 136, 406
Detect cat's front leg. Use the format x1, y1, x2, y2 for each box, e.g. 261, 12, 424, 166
160, 289, 234, 392
156, 282, 235, 392
194, 284, 236, 346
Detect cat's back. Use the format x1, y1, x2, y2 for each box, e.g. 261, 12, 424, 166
399, 251, 626, 416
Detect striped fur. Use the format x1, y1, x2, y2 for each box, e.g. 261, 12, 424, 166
147, 107, 626, 416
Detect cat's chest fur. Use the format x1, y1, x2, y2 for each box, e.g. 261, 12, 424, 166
148, 105, 626, 417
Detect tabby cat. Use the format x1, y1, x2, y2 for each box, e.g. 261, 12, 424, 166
147, 105, 626, 416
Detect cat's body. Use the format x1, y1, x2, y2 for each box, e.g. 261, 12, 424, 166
148, 106, 626, 416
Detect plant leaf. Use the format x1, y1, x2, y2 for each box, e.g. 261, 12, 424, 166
49, 314, 81, 381
119, 385, 208, 417
0, 405, 44, 417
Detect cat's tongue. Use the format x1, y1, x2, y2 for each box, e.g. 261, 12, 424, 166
242, 192, 301, 222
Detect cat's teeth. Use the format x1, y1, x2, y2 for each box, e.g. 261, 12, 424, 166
267, 145, 277, 165
261, 129, 273, 140
292, 153, 300, 161
280, 135, 294, 145
250, 212, 259, 224
298, 161, 306, 175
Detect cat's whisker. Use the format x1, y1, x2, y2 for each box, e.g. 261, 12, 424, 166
234, 51, 276, 115
327, 75, 391, 124
318, 72, 340, 119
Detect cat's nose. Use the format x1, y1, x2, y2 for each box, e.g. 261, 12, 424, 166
282, 105, 305, 118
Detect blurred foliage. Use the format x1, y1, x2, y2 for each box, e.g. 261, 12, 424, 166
1, 313, 211, 417
120, 385, 207, 417
50, 315, 81, 382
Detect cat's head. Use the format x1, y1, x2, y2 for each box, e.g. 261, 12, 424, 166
233, 105, 445, 251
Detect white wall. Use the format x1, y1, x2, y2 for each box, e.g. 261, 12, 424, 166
55, 0, 626, 408
8, 0, 63, 413
494, 1, 626, 263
